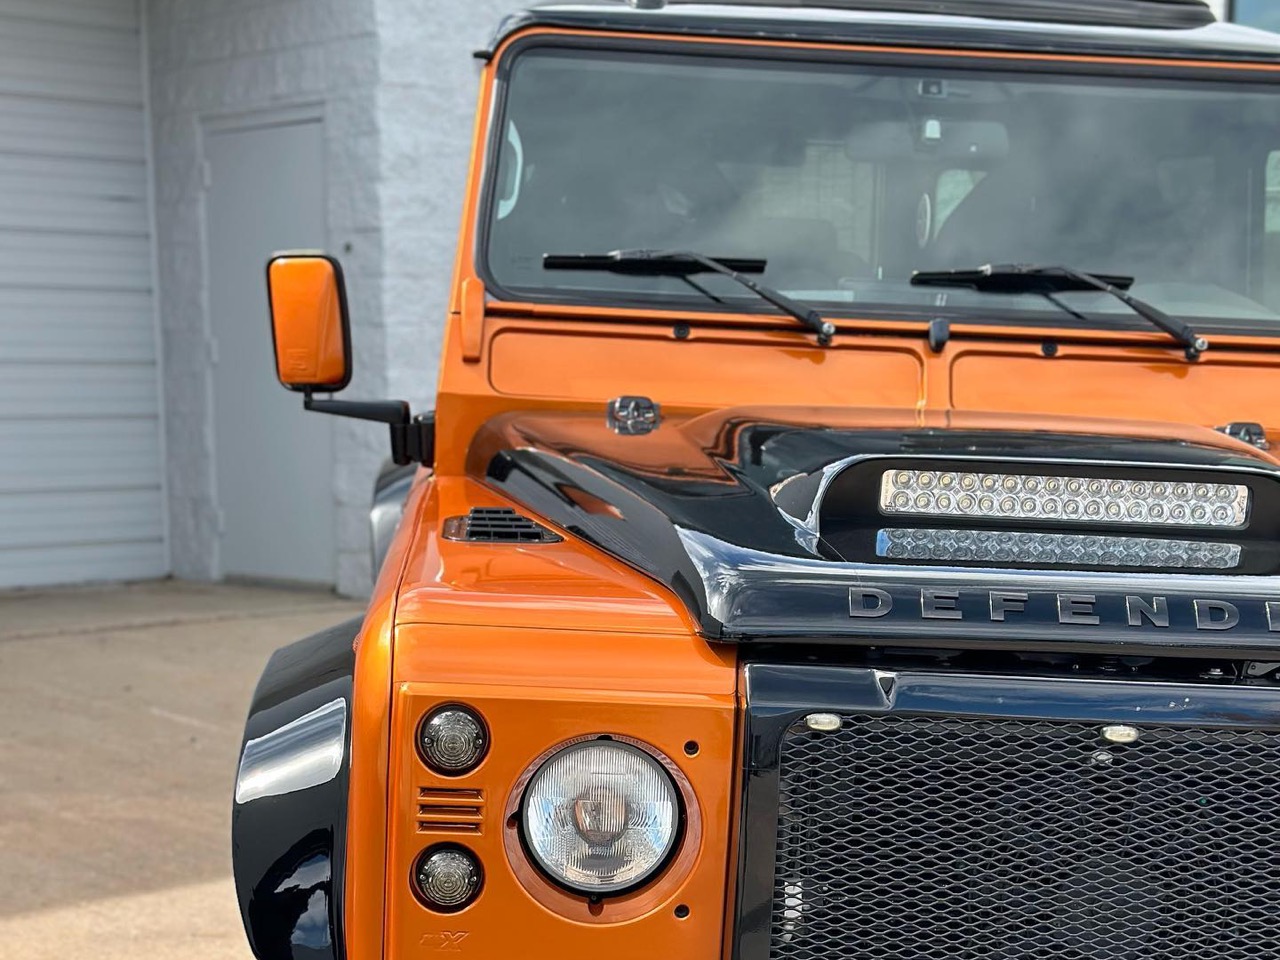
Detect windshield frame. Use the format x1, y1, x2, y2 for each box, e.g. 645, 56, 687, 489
476, 31, 1280, 340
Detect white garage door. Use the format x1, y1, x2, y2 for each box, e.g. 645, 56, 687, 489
0, 0, 165, 588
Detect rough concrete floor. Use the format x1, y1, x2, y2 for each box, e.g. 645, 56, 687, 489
0, 580, 364, 960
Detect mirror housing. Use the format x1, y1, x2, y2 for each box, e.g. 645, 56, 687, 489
265, 252, 436, 468
267, 253, 352, 393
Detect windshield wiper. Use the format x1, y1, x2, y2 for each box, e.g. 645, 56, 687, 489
911, 263, 1209, 361
544, 249, 837, 347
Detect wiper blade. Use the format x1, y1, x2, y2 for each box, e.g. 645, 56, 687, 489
912, 263, 1209, 361
544, 249, 836, 347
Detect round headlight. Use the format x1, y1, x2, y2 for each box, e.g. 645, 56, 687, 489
418, 706, 488, 775
522, 740, 679, 895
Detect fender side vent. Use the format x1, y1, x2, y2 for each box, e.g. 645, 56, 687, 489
442, 508, 562, 544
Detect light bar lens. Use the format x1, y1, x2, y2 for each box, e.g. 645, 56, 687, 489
880, 470, 1249, 528
877, 528, 1242, 570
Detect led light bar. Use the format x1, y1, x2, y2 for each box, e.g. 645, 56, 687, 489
877, 528, 1242, 570
880, 470, 1249, 528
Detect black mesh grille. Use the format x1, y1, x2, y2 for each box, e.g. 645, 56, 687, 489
771, 715, 1280, 960
444, 508, 561, 544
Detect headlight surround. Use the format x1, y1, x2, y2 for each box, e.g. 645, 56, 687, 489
521, 739, 680, 895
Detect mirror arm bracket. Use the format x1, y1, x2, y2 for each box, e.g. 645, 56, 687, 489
303, 394, 436, 468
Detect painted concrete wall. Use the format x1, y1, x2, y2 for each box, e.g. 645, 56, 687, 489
374, 1, 526, 410
364, 0, 527, 595
147, 0, 524, 596
147, 0, 380, 594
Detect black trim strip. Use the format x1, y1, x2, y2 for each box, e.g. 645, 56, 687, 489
486, 8, 1280, 62
655, 1, 1214, 31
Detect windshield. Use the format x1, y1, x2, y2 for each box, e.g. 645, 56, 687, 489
485, 45, 1280, 332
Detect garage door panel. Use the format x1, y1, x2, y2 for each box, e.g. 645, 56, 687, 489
0, 100, 146, 162
0, 363, 159, 420
0, 54, 145, 106
0, 541, 166, 590
0, 419, 160, 493
0, 286, 152, 318
0, 289, 155, 363
0, 232, 152, 290
0, 155, 147, 198
0, 192, 148, 235
0, 1, 139, 31
0, 488, 163, 551
0, 1, 165, 587
0, 14, 140, 64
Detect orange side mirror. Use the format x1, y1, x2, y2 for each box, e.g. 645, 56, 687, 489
267, 253, 352, 393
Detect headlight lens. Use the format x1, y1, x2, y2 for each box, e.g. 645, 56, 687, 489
522, 740, 679, 894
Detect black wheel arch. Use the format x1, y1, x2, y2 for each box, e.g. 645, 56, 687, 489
232, 617, 362, 960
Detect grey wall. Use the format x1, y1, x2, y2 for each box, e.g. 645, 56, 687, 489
371, 0, 528, 408
147, 0, 524, 596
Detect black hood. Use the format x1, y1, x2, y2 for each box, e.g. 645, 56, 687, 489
471, 407, 1280, 657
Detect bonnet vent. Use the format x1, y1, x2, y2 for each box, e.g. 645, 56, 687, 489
443, 508, 562, 544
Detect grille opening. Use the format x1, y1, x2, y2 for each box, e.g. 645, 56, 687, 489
770, 714, 1280, 960
442, 508, 562, 544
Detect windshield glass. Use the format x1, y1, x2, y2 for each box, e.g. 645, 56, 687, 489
485, 46, 1280, 332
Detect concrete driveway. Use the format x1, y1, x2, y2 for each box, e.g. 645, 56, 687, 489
0, 581, 363, 960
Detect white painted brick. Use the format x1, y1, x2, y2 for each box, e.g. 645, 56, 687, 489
149, 0, 382, 597
338, 502, 371, 549
149, 0, 524, 597
338, 549, 373, 598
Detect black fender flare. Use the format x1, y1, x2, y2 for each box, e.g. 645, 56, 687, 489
232, 617, 361, 960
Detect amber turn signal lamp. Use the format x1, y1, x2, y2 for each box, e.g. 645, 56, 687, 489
266, 253, 352, 393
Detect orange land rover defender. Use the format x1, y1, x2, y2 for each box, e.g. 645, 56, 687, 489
232, 3, 1280, 959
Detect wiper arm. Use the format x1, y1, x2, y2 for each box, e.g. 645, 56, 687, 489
911, 263, 1209, 361
544, 249, 836, 347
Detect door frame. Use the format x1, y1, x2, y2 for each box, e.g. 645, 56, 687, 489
198, 102, 332, 583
